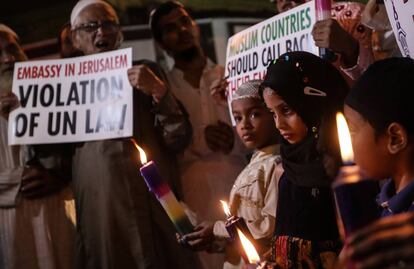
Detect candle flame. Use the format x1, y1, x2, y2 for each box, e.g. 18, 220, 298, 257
336, 112, 354, 164
237, 228, 260, 264
131, 139, 147, 164
220, 200, 231, 217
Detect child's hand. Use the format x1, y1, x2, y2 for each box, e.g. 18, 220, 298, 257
178, 221, 215, 251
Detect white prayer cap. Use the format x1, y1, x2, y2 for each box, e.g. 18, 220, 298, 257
232, 79, 263, 103
0, 24, 18, 40
70, 0, 116, 27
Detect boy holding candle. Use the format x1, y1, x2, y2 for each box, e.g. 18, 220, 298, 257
180, 80, 282, 269
340, 57, 414, 268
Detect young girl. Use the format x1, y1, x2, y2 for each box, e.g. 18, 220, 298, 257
260, 51, 349, 268
341, 57, 414, 268
181, 80, 282, 269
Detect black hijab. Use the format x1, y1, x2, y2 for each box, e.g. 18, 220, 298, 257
261, 51, 349, 187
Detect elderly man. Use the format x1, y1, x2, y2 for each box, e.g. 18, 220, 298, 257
149, 2, 247, 268
69, 1, 199, 268
0, 24, 75, 269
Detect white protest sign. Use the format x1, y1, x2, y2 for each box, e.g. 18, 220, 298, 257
225, 0, 318, 96
8, 48, 133, 145
384, 0, 414, 58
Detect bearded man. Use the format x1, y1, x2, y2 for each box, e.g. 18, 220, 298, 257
69, 1, 199, 268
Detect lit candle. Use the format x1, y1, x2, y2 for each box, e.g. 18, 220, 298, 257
132, 139, 194, 235
220, 200, 256, 263
221, 201, 252, 237
237, 228, 261, 269
336, 113, 354, 166
333, 113, 380, 238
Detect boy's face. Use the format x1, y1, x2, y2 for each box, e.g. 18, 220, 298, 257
344, 104, 393, 179
232, 98, 277, 150
263, 88, 308, 145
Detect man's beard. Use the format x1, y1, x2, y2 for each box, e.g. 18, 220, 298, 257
0, 70, 13, 94
176, 46, 199, 62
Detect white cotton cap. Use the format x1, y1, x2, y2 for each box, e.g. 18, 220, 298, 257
231, 79, 263, 103
70, 0, 115, 27
0, 24, 18, 40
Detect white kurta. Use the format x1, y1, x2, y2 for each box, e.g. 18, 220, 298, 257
213, 144, 282, 269
167, 60, 247, 269
0, 118, 75, 269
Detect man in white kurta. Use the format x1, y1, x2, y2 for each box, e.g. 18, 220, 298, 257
167, 60, 246, 221
0, 24, 75, 269
150, 2, 246, 268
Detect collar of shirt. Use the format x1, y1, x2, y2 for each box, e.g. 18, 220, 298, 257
170, 58, 215, 81
378, 178, 414, 215
249, 144, 280, 166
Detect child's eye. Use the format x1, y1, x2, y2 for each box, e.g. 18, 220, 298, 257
233, 115, 242, 123
250, 111, 261, 119
281, 105, 293, 115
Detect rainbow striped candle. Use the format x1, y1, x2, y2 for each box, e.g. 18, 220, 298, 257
140, 160, 194, 235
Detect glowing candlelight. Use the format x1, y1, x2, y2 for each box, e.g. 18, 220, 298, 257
132, 139, 194, 235
220, 200, 231, 218
237, 228, 260, 264
131, 139, 147, 164
220, 200, 256, 263
333, 115, 380, 238
336, 112, 354, 164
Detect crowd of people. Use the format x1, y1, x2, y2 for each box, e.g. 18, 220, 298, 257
0, 0, 413, 269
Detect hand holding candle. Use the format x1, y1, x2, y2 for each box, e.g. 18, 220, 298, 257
132, 139, 194, 236
333, 113, 380, 238
221, 200, 258, 265
221, 200, 254, 243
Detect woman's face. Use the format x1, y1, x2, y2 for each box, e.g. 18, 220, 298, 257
263, 87, 308, 144
72, 4, 121, 55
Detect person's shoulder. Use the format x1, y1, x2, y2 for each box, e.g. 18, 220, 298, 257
261, 153, 282, 166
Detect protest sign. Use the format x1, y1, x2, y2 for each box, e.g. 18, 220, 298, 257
384, 0, 414, 58
8, 48, 133, 145
224, 0, 318, 96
